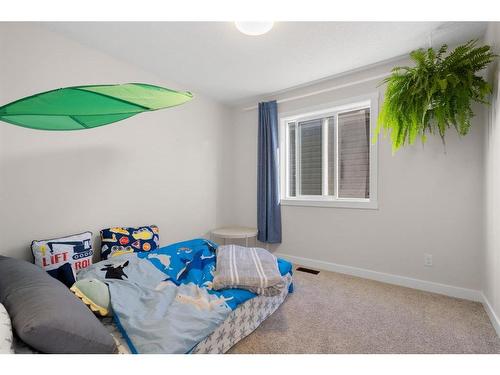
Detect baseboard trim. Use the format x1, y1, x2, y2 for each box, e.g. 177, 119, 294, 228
275, 252, 483, 302
481, 293, 500, 337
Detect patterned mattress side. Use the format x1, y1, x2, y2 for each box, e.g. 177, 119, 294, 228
191, 273, 292, 354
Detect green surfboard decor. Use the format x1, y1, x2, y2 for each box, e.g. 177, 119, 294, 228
0, 83, 193, 131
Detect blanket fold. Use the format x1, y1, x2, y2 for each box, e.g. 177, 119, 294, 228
212, 245, 285, 296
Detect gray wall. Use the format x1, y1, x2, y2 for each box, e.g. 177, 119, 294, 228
223, 59, 485, 291
484, 22, 500, 327
0, 23, 231, 260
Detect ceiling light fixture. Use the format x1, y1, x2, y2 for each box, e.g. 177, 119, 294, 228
235, 22, 274, 36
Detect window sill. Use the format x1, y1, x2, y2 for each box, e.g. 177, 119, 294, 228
280, 198, 378, 210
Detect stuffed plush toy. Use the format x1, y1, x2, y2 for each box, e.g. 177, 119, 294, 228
70, 279, 111, 317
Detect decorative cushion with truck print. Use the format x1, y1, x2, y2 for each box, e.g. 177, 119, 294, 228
31, 231, 93, 287
100, 225, 159, 260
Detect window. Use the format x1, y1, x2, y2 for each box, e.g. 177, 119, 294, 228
280, 96, 377, 209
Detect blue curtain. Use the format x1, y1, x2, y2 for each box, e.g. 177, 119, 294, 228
257, 100, 282, 243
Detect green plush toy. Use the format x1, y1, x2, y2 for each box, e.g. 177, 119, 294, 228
70, 279, 111, 317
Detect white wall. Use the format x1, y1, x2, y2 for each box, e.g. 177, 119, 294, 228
0, 23, 231, 260
223, 59, 485, 292
484, 22, 500, 329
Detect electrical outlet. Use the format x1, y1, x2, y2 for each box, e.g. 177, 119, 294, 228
424, 253, 433, 267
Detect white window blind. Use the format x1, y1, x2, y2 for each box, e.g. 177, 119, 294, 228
338, 109, 370, 199
299, 119, 323, 196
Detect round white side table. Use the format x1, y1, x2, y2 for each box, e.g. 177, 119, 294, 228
210, 227, 258, 247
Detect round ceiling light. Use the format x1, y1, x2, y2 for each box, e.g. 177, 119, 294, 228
235, 22, 274, 36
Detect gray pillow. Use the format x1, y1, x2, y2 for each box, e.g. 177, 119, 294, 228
0, 255, 116, 354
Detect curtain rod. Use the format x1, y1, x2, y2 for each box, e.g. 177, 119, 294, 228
242, 72, 391, 111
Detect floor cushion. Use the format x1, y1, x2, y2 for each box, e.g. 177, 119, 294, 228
0, 255, 116, 353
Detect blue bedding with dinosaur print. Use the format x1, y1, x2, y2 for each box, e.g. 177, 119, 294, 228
77, 238, 293, 354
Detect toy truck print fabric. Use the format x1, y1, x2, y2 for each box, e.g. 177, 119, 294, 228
31, 231, 93, 287
100, 225, 160, 260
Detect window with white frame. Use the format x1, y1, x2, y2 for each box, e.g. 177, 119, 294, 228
280, 97, 377, 208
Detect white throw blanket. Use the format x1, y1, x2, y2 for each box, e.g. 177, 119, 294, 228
212, 245, 285, 296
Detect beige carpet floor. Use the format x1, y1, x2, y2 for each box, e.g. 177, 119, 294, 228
228, 266, 500, 354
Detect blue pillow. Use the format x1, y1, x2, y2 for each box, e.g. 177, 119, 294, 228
47, 262, 77, 288
100, 225, 159, 260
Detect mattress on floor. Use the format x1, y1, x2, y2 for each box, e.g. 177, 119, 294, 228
103, 273, 293, 354
13, 274, 292, 354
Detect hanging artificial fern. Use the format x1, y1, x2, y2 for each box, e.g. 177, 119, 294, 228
377, 40, 496, 152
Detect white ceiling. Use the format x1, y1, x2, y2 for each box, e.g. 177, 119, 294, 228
41, 22, 487, 105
